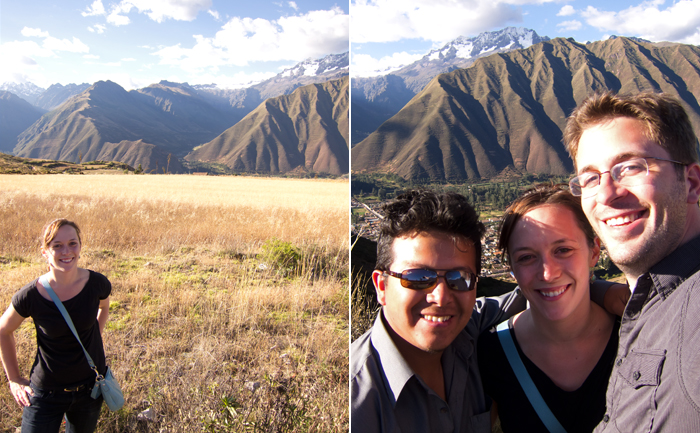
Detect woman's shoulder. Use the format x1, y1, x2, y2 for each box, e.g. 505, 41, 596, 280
86, 269, 109, 282
12, 278, 42, 317
86, 270, 112, 297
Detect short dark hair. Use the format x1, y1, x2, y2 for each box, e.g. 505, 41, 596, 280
564, 91, 699, 176
375, 189, 485, 275
498, 183, 596, 264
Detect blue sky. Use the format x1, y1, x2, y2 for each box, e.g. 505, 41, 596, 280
351, 0, 700, 77
1, 0, 349, 89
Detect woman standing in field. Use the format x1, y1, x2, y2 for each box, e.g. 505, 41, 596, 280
0, 218, 111, 432
478, 184, 619, 433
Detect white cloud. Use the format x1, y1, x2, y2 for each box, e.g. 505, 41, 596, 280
557, 20, 582, 32
288, 1, 299, 10
208, 10, 220, 20
121, 0, 212, 23
191, 70, 278, 89
122, 58, 137, 61
0, 40, 54, 86
88, 24, 107, 34
351, 51, 424, 77
153, 8, 348, 71
43, 37, 90, 53
84, 54, 100, 59
17, 28, 89, 53
21, 27, 50, 38
0, 27, 92, 86
107, 4, 132, 26
82, 0, 106, 17
557, 5, 576, 17
351, 0, 526, 43
582, 0, 700, 44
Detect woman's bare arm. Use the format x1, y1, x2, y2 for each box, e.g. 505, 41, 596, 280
0, 304, 33, 407
97, 297, 110, 334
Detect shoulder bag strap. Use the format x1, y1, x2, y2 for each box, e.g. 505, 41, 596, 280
496, 320, 567, 433
38, 275, 100, 376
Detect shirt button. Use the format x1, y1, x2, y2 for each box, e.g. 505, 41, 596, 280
603, 414, 610, 423
615, 359, 622, 367
633, 371, 641, 381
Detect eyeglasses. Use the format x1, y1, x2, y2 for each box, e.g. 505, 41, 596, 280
569, 156, 686, 197
383, 268, 478, 292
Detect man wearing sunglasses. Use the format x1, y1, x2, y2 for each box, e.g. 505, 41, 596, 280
564, 92, 700, 431
350, 189, 528, 433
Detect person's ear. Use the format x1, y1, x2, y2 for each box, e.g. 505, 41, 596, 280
685, 162, 700, 204
372, 270, 387, 306
590, 237, 602, 268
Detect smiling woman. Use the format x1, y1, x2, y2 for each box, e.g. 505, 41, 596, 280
0, 218, 113, 433
478, 184, 619, 433
0, 174, 349, 432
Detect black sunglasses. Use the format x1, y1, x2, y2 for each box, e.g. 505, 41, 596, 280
383, 268, 478, 292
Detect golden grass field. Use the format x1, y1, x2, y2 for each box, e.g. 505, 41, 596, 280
0, 174, 349, 432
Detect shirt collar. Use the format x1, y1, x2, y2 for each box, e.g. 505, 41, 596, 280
369, 308, 474, 406
646, 233, 700, 299
369, 311, 415, 405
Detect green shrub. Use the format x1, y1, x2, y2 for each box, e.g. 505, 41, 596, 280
260, 239, 301, 272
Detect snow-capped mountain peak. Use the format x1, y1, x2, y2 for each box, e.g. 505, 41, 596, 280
280, 52, 349, 78
423, 27, 549, 64
0, 82, 46, 105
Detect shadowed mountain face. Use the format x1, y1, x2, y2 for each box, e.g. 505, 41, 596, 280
351, 28, 549, 143
352, 37, 700, 181
13, 80, 232, 173
186, 77, 349, 175
194, 52, 349, 125
36, 83, 91, 111
0, 91, 46, 153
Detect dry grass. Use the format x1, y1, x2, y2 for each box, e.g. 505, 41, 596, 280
0, 174, 349, 432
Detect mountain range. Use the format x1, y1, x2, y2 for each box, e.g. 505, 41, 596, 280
0, 91, 46, 153
352, 36, 700, 181
1, 52, 349, 174
187, 76, 348, 175
351, 28, 550, 144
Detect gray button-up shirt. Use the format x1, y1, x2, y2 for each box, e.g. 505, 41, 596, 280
350, 290, 526, 433
595, 234, 700, 432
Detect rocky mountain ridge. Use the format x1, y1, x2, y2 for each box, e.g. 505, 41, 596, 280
352, 36, 700, 181
351, 28, 549, 143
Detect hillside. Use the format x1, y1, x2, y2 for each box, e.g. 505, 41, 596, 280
351, 28, 548, 143
186, 77, 349, 175
352, 37, 700, 181
12, 80, 228, 173
35, 83, 91, 111
0, 91, 46, 153
0, 152, 133, 174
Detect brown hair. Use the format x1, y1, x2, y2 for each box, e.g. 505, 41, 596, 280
564, 91, 699, 173
498, 184, 595, 264
42, 218, 82, 249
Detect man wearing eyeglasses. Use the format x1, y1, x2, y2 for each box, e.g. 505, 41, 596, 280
564, 92, 700, 431
350, 189, 527, 433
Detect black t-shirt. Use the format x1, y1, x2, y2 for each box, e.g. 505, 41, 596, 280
12, 270, 111, 390
478, 317, 620, 433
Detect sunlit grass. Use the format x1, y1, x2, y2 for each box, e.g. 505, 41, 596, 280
0, 174, 349, 433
